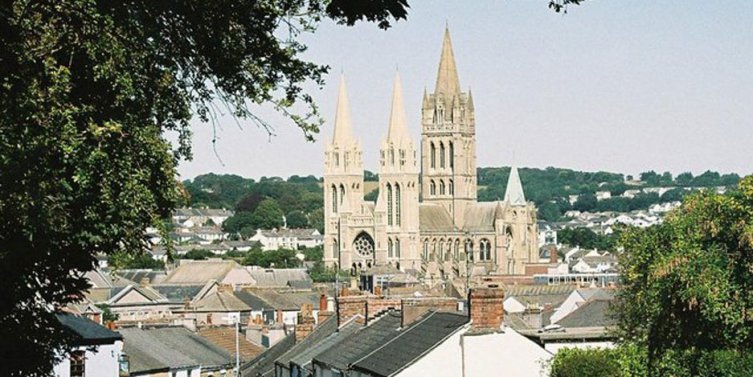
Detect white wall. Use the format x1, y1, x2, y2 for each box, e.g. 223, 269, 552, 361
396, 330, 464, 377
463, 330, 552, 377
53, 341, 123, 377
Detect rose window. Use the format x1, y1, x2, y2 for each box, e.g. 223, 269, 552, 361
353, 233, 375, 258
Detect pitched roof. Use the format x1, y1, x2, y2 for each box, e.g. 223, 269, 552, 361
352, 311, 469, 376
314, 311, 403, 371
275, 315, 339, 368
243, 289, 320, 311
245, 268, 312, 288
192, 290, 252, 312
462, 202, 498, 232
288, 319, 363, 372
153, 284, 204, 302
197, 326, 265, 361
557, 299, 616, 328
162, 260, 239, 285
115, 269, 167, 285
56, 313, 122, 346
119, 327, 232, 374
107, 284, 168, 305
419, 203, 456, 232
241, 334, 296, 377
235, 290, 275, 310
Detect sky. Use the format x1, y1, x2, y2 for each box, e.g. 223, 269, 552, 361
176, 1, 753, 181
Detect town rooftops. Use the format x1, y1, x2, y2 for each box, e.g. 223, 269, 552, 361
240, 334, 296, 377
274, 315, 339, 369
557, 299, 616, 328
245, 267, 312, 289
197, 326, 265, 361
162, 260, 239, 285
314, 310, 403, 371
351, 311, 469, 376
56, 313, 122, 346
287, 318, 363, 372
119, 326, 232, 374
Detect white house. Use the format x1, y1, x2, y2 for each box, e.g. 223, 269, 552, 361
249, 228, 323, 251
54, 313, 125, 377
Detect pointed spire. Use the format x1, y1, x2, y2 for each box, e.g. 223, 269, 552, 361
387, 71, 410, 142
434, 26, 461, 97
504, 165, 527, 206
332, 74, 354, 145
467, 89, 474, 111
422, 87, 431, 109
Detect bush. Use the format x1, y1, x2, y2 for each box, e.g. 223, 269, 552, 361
549, 347, 621, 377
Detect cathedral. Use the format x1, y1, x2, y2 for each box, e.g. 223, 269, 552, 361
323, 28, 538, 278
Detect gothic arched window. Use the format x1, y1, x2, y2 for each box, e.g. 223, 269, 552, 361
388, 238, 394, 258
331, 185, 338, 213
389, 148, 395, 166
465, 239, 474, 262
449, 179, 454, 195
423, 239, 429, 260
386, 183, 393, 226
480, 239, 492, 261
440, 142, 445, 168
438, 239, 444, 261
395, 183, 401, 226
430, 142, 436, 169
430, 180, 436, 196
335, 152, 340, 167
339, 184, 345, 205
449, 141, 454, 169
454, 239, 460, 260
440, 180, 446, 195
395, 238, 401, 258
353, 232, 375, 258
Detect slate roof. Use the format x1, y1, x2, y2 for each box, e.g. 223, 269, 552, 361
274, 315, 339, 369
314, 311, 403, 371
119, 327, 232, 374
240, 334, 296, 377
504, 285, 574, 309
56, 313, 122, 346
419, 203, 456, 232
235, 290, 275, 310
191, 290, 252, 312
352, 311, 469, 376
244, 289, 319, 311
153, 284, 204, 302
557, 299, 616, 328
287, 319, 363, 372
197, 326, 265, 361
115, 269, 167, 285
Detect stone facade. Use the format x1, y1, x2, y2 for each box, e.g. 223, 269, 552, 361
324, 28, 538, 278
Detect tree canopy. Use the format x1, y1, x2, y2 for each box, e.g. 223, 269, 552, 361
0, 1, 409, 375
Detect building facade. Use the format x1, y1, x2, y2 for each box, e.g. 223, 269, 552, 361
324, 28, 538, 277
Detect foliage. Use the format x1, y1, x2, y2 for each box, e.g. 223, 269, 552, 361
364, 188, 379, 202
108, 252, 165, 270
549, 347, 621, 377
615, 176, 753, 373
95, 304, 119, 323
308, 261, 350, 282
252, 198, 285, 230
303, 246, 324, 261
242, 248, 299, 268
558, 227, 619, 251
182, 248, 216, 260
286, 210, 309, 228
309, 208, 325, 234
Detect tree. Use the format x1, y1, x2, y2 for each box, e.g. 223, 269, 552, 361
573, 193, 598, 212
108, 252, 165, 270
222, 211, 256, 236
615, 176, 753, 373
0, 1, 410, 374
309, 208, 325, 234
549, 347, 621, 377
252, 198, 284, 230
538, 201, 563, 221
675, 172, 694, 186
182, 248, 215, 260
286, 210, 309, 228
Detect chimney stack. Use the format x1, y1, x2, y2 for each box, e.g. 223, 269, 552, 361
468, 287, 505, 332
549, 245, 558, 264
295, 304, 315, 340
319, 294, 327, 311
140, 277, 150, 288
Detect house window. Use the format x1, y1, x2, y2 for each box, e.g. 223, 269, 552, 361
70, 350, 85, 377
395, 184, 401, 226
387, 184, 393, 226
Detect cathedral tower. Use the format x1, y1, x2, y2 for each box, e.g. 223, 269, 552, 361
375, 72, 421, 269
323, 75, 365, 268
421, 27, 477, 227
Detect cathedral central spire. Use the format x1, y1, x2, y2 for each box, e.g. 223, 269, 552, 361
332, 74, 355, 145
387, 71, 410, 143
434, 26, 461, 97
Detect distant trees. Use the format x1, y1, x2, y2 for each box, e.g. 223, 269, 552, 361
242, 248, 299, 268
558, 227, 618, 251
183, 249, 215, 260
108, 252, 166, 270
286, 210, 309, 229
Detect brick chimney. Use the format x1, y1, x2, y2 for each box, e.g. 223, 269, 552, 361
468, 287, 505, 332
317, 294, 334, 324
295, 304, 315, 340
401, 297, 459, 327
140, 277, 150, 288
549, 245, 558, 264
